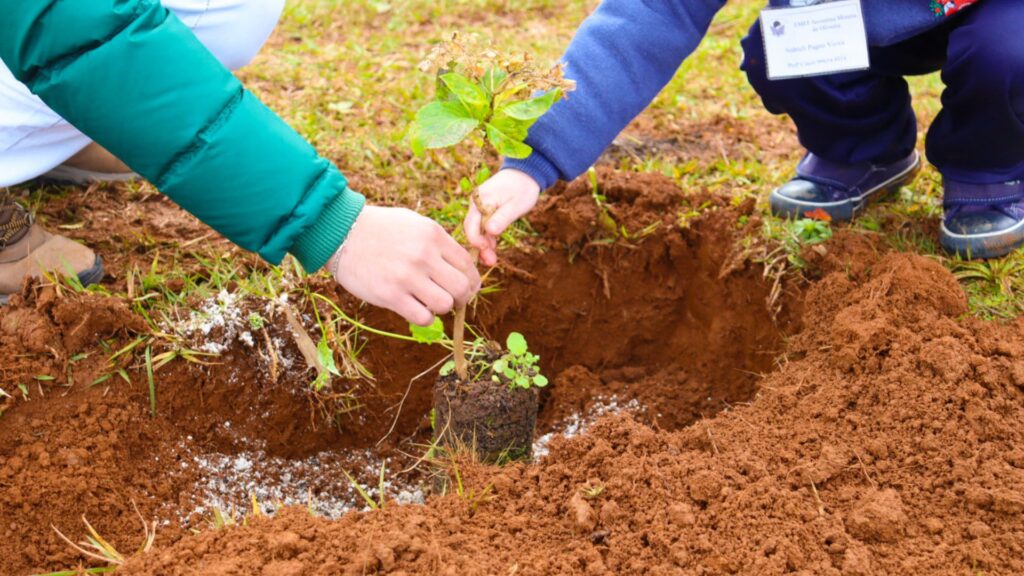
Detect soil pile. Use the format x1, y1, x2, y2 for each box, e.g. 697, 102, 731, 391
123, 179, 1024, 574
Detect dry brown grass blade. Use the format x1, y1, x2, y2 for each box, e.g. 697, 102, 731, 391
283, 304, 327, 380
51, 523, 122, 566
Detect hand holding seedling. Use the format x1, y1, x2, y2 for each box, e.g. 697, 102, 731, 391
465, 168, 541, 266
328, 206, 481, 327
410, 33, 574, 378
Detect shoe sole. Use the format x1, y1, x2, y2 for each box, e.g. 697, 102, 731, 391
769, 152, 922, 222
0, 255, 104, 306
940, 219, 1024, 259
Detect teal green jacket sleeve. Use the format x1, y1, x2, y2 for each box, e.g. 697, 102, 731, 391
0, 0, 363, 271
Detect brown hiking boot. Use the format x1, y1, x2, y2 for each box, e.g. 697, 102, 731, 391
0, 197, 103, 304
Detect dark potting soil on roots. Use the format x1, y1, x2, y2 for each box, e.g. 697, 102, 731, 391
433, 369, 540, 463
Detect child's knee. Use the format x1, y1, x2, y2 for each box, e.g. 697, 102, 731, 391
950, 2, 1024, 100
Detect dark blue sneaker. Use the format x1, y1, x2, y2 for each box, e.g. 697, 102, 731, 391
941, 180, 1024, 259
770, 151, 921, 221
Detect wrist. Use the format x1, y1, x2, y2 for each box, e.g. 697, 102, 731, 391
325, 204, 369, 280
289, 189, 366, 273
503, 151, 559, 191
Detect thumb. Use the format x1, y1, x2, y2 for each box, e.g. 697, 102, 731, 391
484, 202, 524, 237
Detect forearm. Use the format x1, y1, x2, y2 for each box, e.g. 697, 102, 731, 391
506, 0, 727, 189
0, 0, 360, 271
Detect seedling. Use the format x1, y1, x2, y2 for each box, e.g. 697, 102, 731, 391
410, 33, 574, 381
437, 332, 548, 389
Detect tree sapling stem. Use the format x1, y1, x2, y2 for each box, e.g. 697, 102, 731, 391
453, 192, 494, 380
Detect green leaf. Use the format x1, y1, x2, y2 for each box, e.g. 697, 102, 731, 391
436, 72, 455, 102
533, 375, 549, 388
410, 130, 426, 157
486, 122, 532, 159
492, 358, 508, 374
515, 375, 529, 389
440, 72, 490, 120
506, 332, 528, 356
503, 367, 516, 379
792, 219, 833, 245
411, 101, 481, 152
480, 67, 509, 98
440, 360, 456, 376
489, 112, 532, 142
500, 89, 561, 121
317, 337, 341, 377
410, 317, 446, 344
474, 165, 492, 185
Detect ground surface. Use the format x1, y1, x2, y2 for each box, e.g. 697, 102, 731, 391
3, 1, 1024, 575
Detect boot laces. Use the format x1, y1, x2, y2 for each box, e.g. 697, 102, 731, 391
0, 198, 34, 250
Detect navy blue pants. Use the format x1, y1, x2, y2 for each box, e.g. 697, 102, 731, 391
742, 0, 1024, 186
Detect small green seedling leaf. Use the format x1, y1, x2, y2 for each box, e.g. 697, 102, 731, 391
506, 332, 528, 356
440, 72, 490, 119
792, 218, 833, 245
439, 360, 456, 376
410, 317, 446, 344
248, 312, 266, 330
474, 165, 492, 185
500, 89, 561, 121
411, 101, 480, 153
317, 337, 342, 377
533, 375, 549, 387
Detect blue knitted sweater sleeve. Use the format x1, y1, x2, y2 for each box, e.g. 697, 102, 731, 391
505, 0, 728, 189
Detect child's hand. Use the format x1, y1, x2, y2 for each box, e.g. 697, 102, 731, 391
464, 169, 541, 266
329, 206, 481, 326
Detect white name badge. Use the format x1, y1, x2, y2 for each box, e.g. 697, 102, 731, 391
760, 0, 871, 79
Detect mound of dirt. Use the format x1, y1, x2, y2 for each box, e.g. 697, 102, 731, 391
123, 214, 1024, 573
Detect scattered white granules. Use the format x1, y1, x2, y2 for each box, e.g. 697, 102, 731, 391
532, 395, 643, 459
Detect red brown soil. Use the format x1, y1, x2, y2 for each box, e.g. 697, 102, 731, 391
7, 171, 1024, 575
121, 179, 1024, 574
0, 171, 786, 575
